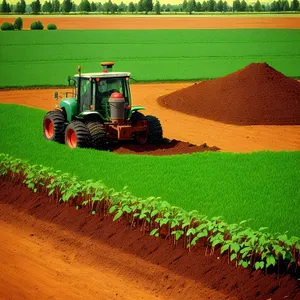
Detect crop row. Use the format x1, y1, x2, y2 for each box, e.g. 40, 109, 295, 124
0, 29, 300, 87
0, 153, 299, 277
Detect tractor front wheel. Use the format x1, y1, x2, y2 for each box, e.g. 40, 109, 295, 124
65, 121, 91, 148
43, 110, 66, 143
87, 122, 107, 149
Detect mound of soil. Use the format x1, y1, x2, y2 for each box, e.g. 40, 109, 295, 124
158, 63, 300, 125
0, 179, 299, 300
110, 139, 220, 155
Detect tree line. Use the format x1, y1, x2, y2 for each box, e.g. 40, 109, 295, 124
1, 0, 299, 14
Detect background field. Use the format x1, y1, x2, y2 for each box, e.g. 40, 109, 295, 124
1, 104, 299, 237
1, 29, 300, 87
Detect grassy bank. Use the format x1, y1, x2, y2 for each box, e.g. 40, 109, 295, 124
1, 103, 299, 236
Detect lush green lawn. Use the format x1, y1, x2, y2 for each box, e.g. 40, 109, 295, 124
1, 29, 300, 87
1, 103, 299, 237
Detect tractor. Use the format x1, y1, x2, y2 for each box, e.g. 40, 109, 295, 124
43, 62, 163, 149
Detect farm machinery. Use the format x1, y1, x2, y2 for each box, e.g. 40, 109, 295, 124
43, 62, 163, 149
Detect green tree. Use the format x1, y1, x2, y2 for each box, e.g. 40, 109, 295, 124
195, 1, 201, 11
202, 0, 208, 11
143, 0, 153, 13
90, 1, 96, 11
71, 1, 76, 11
128, 1, 135, 12
52, 0, 60, 12
103, 0, 113, 13
14, 17, 23, 30
207, 0, 216, 11
62, 0, 72, 12
254, 0, 261, 11
42, 0, 53, 12
31, 0, 41, 13
233, 0, 241, 11
182, 0, 188, 11
15, 0, 26, 13
78, 0, 90, 11
216, 0, 223, 11
137, 0, 144, 12
186, 0, 196, 13
240, 0, 247, 11
291, 0, 299, 10
154, 0, 160, 14
281, 0, 289, 10
1, 0, 8, 12
223, 0, 228, 11
118, 1, 126, 12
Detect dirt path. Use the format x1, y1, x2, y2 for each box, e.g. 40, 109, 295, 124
0, 204, 234, 300
1, 15, 300, 29
1, 85, 299, 152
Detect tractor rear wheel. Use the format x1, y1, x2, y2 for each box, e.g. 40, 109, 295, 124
43, 110, 65, 143
87, 122, 107, 149
65, 121, 91, 149
146, 115, 163, 144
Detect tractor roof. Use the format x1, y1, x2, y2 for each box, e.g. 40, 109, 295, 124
74, 72, 131, 79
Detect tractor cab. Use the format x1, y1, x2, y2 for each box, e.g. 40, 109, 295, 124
74, 62, 132, 121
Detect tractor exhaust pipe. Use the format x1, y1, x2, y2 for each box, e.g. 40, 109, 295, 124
101, 62, 114, 73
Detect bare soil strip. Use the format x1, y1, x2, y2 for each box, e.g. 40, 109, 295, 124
1, 85, 299, 153
1, 179, 299, 300
0, 16, 300, 30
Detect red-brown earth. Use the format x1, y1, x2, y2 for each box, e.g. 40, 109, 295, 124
1, 178, 299, 300
1, 15, 300, 30
158, 63, 300, 125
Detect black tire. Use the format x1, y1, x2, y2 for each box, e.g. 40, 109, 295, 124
130, 111, 146, 124
43, 110, 66, 143
65, 121, 91, 148
87, 122, 107, 149
146, 115, 163, 144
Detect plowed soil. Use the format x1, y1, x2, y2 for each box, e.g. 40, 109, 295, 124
1, 85, 299, 152
158, 63, 300, 125
1, 178, 299, 300
1, 15, 300, 30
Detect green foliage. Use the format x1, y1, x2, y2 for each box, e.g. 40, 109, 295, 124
0, 29, 300, 87
47, 23, 57, 30
1, 22, 14, 31
30, 20, 44, 30
0, 104, 299, 237
14, 17, 23, 30
1, 152, 299, 276
30, 0, 41, 14
14, 0, 26, 13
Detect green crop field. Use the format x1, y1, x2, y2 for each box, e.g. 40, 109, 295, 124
1, 103, 299, 237
0, 29, 300, 87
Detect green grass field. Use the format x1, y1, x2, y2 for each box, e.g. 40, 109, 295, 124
1, 104, 299, 237
1, 29, 300, 87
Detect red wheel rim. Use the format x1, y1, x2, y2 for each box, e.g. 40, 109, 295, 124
44, 119, 54, 139
66, 128, 77, 148
136, 131, 148, 145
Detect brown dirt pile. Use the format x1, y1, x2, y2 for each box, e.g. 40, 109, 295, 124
158, 63, 300, 125
110, 139, 220, 155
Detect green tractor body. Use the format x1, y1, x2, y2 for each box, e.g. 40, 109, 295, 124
43, 62, 163, 149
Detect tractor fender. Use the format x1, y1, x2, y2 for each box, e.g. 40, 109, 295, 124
77, 111, 104, 122
131, 106, 146, 113
60, 98, 77, 122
